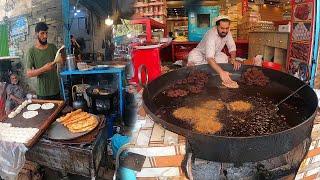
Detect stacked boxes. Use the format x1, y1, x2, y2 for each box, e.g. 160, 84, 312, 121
238, 9, 276, 40
238, 11, 261, 40
226, 3, 242, 39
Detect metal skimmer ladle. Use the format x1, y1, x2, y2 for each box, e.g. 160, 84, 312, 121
273, 83, 309, 112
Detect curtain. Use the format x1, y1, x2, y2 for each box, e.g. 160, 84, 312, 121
0, 24, 9, 57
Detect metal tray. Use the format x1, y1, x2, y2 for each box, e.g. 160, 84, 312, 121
47, 115, 100, 141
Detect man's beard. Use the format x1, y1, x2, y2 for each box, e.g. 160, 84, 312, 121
38, 37, 47, 45
218, 32, 227, 38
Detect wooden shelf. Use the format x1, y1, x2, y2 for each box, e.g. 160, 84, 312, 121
134, 3, 149, 7
131, 18, 167, 42
135, 2, 165, 7
249, 32, 289, 70
143, 13, 154, 16
149, 2, 165, 6
153, 12, 167, 17
132, 18, 166, 29
167, 17, 188, 21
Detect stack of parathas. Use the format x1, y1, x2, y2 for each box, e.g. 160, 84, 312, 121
57, 109, 98, 133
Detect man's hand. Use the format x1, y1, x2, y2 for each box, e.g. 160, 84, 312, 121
207, 58, 239, 88
219, 71, 239, 88
10, 95, 24, 104
230, 59, 241, 71
42, 62, 55, 72
219, 71, 232, 83
233, 60, 241, 71
27, 61, 56, 78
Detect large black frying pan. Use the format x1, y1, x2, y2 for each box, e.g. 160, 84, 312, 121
141, 64, 318, 163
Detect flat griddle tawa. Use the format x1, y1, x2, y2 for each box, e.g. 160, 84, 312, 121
47, 115, 99, 141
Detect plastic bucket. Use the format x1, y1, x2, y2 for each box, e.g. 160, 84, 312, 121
262, 61, 282, 71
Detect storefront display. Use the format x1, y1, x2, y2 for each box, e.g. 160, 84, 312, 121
288, 0, 314, 81
133, 0, 167, 24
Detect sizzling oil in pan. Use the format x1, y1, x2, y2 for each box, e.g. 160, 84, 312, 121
153, 77, 309, 137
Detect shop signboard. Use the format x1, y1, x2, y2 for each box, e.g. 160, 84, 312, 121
287, 0, 314, 82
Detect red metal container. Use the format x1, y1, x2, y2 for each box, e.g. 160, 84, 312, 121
262, 61, 282, 71
131, 48, 162, 85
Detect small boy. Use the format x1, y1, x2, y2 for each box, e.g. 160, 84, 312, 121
5, 73, 25, 114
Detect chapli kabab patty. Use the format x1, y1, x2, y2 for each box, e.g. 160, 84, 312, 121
172, 100, 224, 134
228, 100, 253, 112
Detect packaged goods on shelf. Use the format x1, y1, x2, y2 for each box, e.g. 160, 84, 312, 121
238, 21, 275, 40
134, 0, 167, 24
239, 11, 261, 24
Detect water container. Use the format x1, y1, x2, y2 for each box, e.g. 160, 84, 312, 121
66, 54, 76, 71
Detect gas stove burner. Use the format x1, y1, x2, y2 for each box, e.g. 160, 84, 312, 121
86, 86, 118, 114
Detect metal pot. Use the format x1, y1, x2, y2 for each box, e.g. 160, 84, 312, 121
141, 64, 318, 163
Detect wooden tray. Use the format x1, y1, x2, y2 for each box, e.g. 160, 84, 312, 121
3, 99, 65, 147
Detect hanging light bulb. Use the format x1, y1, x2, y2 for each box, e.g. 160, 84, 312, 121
105, 16, 113, 26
